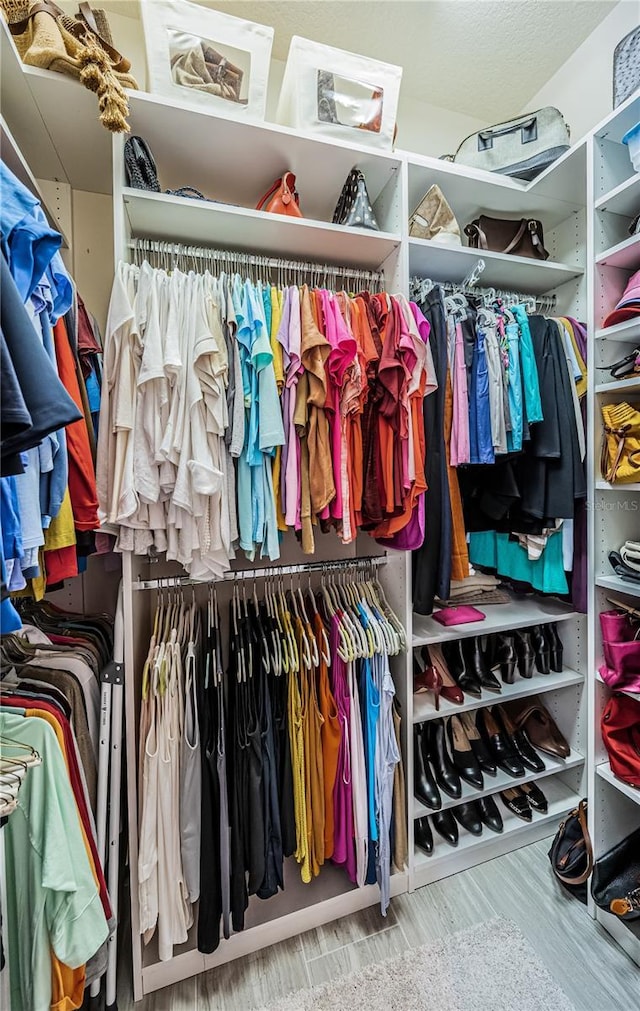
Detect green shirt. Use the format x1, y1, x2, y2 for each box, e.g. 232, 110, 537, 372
1, 712, 109, 1011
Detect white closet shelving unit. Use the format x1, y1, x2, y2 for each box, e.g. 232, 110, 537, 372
4, 12, 639, 998
588, 90, 640, 969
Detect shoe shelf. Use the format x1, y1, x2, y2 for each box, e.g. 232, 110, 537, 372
413, 747, 584, 817
407, 239, 583, 296
595, 376, 640, 394
596, 762, 640, 807
594, 574, 640, 598
412, 667, 584, 724
595, 173, 640, 219
123, 189, 401, 271
412, 595, 577, 647
412, 778, 581, 887
596, 233, 640, 271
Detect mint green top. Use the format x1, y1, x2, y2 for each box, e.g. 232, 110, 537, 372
1, 712, 109, 1011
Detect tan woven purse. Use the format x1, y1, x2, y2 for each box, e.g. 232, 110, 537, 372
1, 0, 138, 132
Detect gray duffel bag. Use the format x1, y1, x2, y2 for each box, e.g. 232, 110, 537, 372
444, 107, 570, 181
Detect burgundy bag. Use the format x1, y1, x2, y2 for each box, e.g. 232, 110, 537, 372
601, 694, 640, 787
599, 609, 640, 691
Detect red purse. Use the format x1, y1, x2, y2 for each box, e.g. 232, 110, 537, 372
601, 694, 640, 787
255, 172, 302, 217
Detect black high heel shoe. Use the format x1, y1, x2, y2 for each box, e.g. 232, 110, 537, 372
491, 633, 517, 684
426, 718, 462, 799
447, 715, 484, 789
414, 724, 442, 810
530, 625, 550, 675
415, 815, 434, 855
431, 809, 458, 847
477, 708, 525, 778
513, 629, 535, 679
493, 704, 545, 773
463, 636, 502, 693
544, 622, 564, 673
442, 640, 482, 698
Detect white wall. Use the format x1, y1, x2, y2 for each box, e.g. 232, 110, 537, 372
520, 1, 639, 142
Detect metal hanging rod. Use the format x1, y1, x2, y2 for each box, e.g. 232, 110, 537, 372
410, 273, 557, 314
129, 238, 384, 291
133, 555, 387, 591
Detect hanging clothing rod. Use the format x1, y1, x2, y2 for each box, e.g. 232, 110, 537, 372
410, 275, 557, 313
129, 238, 384, 290
133, 556, 387, 591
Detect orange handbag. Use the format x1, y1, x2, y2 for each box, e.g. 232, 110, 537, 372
256, 172, 302, 217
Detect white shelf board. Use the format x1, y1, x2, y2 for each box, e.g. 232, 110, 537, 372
595, 376, 640, 394
413, 749, 584, 816
124, 189, 400, 269
0, 115, 69, 247
412, 594, 577, 647
595, 480, 640, 491
404, 142, 586, 231
597, 762, 640, 807
594, 89, 640, 146
596, 234, 640, 270
596, 909, 640, 969
412, 779, 579, 886
408, 239, 582, 295
413, 667, 584, 724
127, 90, 402, 225
595, 575, 640, 598
595, 173, 640, 218
596, 317, 640, 341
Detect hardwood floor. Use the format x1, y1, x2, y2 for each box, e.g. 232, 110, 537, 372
119, 839, 640, 1010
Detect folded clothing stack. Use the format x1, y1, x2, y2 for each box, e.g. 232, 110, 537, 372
609, 541, 640, 585
437, 572, 510, 607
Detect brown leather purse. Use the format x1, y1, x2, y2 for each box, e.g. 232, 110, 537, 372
464, 215, 549, 260
502, 697, 570, 758
256, 172, 302, 217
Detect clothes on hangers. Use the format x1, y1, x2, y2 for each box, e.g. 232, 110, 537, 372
136, 566, 407, 961
0, 162, 103, 618
97, 260, 438, 576
411, 282, 587, 613
0, 602, 115, 1011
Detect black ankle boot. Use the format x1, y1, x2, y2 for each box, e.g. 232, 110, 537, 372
427, 718, 462, 799
544, 622, 563, 672
414, 724, 442, 810
431, 809, 458, 846
463, 636, 502, 693
513, 629, 535, 678
415, 815, 434, 855
492, 633, 517, 683
531, 625, 550, 675
442, 640, 482, 697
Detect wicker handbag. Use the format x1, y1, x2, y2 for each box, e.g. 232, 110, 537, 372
600, 403, 640, 484
1, 0, 138, 131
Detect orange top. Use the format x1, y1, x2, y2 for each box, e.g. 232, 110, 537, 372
314, 612, 341, 859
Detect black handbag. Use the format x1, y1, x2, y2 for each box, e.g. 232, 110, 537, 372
465, 215, 549, 260
333, 168, 380, 231
124, 136, 160, 192
547, 799, 592, 904
591, 824, 640, 920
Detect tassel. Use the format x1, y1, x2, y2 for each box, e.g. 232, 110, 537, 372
79, 36, 130, 133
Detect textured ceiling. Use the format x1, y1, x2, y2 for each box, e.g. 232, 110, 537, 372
103, 0, 617, 119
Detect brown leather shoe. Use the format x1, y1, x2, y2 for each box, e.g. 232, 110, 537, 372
502, 697, 570, 758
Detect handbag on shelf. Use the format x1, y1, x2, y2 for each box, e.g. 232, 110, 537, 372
592, 825, 640, 920
597, 346, 640, 381
256, 172, 303, 217
613, 26, 640, 108
332, 168, 380, 230
464, 215, 549, 260
2, 0, 138, 132
547, 799, 592, 904
600, 402, 640, 484
598, 606, 640, 692
409, 184, 461, 245
124, 136, 161, 192
443, 107, 570, 181
431, 605, 485, 626
601, 694, 640, 788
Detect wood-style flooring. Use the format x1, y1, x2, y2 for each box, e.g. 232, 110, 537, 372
119, 839, 640, 1010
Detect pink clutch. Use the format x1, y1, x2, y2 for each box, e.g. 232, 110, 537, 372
432, 605, 486, 626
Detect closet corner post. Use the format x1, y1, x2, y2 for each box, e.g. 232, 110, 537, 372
121, 550, 145, 1002
112, 132, 128, 267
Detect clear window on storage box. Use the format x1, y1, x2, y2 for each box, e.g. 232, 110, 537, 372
167, 29, 250, 104
317, 71, 383, 133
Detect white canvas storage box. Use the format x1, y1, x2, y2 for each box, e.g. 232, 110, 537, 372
276, 36, 402, 150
